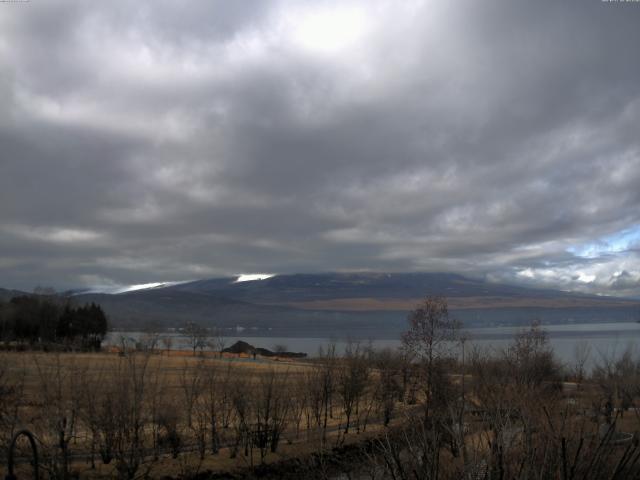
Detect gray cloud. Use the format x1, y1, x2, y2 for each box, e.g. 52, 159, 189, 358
1, 0, 640, 295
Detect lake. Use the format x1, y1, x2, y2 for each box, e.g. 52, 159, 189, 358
106, 322, 640, 370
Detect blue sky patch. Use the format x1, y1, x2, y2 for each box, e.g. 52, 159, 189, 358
569, 225, 640, 258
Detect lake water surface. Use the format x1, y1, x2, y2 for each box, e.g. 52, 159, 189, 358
107, 322, 640, 370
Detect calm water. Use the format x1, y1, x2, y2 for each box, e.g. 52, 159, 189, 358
106, 322, 640, 369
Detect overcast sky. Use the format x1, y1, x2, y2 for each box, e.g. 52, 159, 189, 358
1, 0, 640, 296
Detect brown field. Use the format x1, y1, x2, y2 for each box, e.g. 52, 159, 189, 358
3, 332, 640, 479
0, 348, 411, 479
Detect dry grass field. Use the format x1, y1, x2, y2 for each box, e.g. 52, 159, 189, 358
3, 327, 640, 479
0, 347, 411, 479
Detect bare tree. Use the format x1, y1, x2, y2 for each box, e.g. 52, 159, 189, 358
573, 340, 592, 386
78, 362, 109, 469
337, 341, 370, 434
305, 365, 324, 434
183, 321, 209, 355
139, 323, 162, 353
178, 360, 213, 459
33, 354, 85, 480
179, 359, 203, 429
289, 372, 309, 440
372, 348, 404, 426
402, 296, 460, 363
0, 353, 25, 453
506, 321, 558, 388
230, 373, 251, 459
210, 326, 227, 358
111, 353, 153, 479
156, 399, 182, 459
93, 377, 119, 465
218, 363, 236, 431
144, 356, 168, 462
592, 345, 640, 422
253, 369, 292, 460
199, 363, 222, 454
161, 335, 173, 355
402, 296, 460, 419
315, 344, 337, 441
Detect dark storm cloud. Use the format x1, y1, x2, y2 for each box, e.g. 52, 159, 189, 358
1, 0, 640, 294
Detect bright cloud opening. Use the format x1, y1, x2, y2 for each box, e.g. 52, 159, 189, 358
568, 225, 640, 259
287, 5, 370, 55
235, 273, 275, 283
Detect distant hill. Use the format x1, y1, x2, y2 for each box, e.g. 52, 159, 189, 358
0, 288, 29, 301
3, 273, 639, 337
77, 273, 640, 336
166, 272, 634, 308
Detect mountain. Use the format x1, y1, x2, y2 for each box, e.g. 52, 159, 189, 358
3, 274, 639, 337
0, 288, 29, 301
70, 273, 640, 336
166, 272, 633, 308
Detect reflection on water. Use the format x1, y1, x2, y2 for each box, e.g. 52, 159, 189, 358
106, 322, 640, 369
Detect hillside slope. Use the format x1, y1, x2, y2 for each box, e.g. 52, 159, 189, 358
70, 273, 640, 334
3, 274, 638, 335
